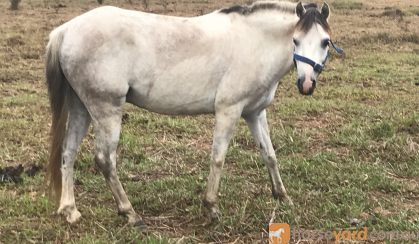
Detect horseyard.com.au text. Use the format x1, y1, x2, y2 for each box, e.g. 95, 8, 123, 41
268, 223, 419, 243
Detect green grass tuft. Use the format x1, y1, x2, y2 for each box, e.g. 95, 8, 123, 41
369, 122, 395, 139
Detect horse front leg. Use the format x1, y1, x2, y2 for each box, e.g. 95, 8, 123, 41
244, 110, 293, 205
203, 105, 242, 220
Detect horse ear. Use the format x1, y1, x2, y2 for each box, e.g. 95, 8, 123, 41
321, 2, 330, 20
296, 2, 306, 18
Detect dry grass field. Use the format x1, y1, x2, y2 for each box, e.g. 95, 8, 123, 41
0, 0, 418, 243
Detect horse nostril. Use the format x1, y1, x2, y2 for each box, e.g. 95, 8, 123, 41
298, 78, 302, 84
311, 78, 317, 87
297, 78, 303, 90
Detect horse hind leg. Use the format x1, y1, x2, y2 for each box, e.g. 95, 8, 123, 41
90, 105, 144, 226
57, 89, 91, 223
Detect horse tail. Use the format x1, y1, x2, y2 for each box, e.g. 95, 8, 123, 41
45, 26, 67, 204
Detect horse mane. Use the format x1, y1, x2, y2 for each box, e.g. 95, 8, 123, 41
219, 1, 296, 15
220, 1, 330, 33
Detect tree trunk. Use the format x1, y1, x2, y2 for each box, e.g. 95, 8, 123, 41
10, 0, 21, 10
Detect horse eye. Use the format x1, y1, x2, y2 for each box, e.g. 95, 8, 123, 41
293, 38, 300, 46
322, 39, 330, 48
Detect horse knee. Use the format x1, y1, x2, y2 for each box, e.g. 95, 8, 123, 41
211, 148, 225, 166
95, 152, 112, 176
62, 148, 77, 166
212, 159, 224, 169
95, 152, 105, 166
267, 154, 276, 162
264, 155, 277, 167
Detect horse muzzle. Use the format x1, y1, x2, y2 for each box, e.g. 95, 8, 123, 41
297, 77, 316, 95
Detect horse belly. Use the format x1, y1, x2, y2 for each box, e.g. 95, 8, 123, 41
126, 70, 220, 115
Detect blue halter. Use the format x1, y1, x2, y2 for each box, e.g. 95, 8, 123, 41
293, 40, 343, 73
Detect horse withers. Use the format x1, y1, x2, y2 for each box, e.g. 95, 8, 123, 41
45, 1, 338, 225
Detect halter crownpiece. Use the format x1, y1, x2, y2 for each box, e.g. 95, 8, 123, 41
293, 40, 344, 73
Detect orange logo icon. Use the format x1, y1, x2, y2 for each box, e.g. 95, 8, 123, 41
269, 223, 290, 244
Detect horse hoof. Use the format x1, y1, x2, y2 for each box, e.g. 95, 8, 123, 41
57, 205, 82, 224
202, 199, 221, 221
272, 191, 294, 206
66, 210, 82, 224
205, 206, 221, 222
284, 195, 294, 206
209, 208, 221, 222
127, 214, 146, 227
279, 195, 294, 206
133, 219, 147, 230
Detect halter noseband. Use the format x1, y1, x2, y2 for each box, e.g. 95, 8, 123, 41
293, 40, 343, 73
293, 53, 325, 73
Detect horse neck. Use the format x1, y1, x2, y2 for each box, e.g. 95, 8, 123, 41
241, 11, 298, 83
245, 11, 298, 41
